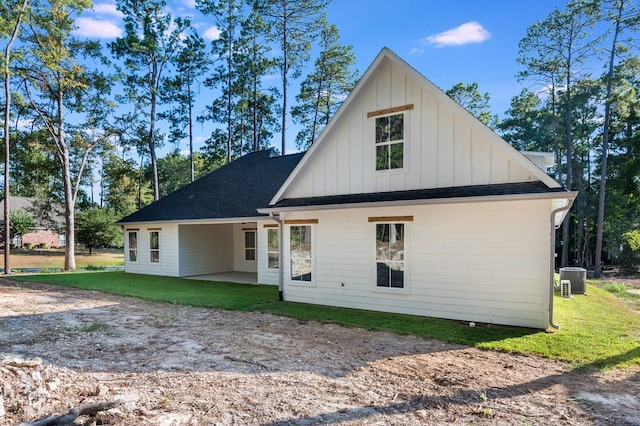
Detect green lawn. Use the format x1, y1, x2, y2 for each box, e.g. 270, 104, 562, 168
8, 271, 640, 371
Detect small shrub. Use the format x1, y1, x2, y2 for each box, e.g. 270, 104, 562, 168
38, 243, 48, 249
620, 230, 640, 275
24, 243, 32, 250
86, 264, 106, 271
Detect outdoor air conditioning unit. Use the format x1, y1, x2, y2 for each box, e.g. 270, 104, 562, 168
560, 279, 572, 298
559, 267, 587, 294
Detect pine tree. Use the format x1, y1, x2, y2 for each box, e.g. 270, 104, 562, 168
518, 0, 602, 266
252, 0, 330, 154
292, 15, 357, 150
109, 0, 190, 201
160, 30, 209, 182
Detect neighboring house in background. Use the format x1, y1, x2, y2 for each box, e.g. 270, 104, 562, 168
0, 196, 65, 248
117, 48, 577, 329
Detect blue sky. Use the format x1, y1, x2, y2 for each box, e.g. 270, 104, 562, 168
73, 0, 569, 155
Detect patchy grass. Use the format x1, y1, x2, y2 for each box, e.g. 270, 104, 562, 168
591, 280, 640, 312
65, 322, 109, 334
1, 248, 124, 270
8, 272, 640, 371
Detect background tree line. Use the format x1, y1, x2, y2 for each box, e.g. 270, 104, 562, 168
0, 0, 357, 271
1, 0, 639, 277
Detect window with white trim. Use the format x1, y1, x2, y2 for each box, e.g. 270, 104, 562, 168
267, 228, 279, 269
290, 225, 312, 282
150, 231, 160, 263
128, 231, 137, 262
375, 223, 404, 288
375, 113, 404, 170
244, 230, 256, 261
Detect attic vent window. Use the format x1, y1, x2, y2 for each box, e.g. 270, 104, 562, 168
375, 113, 405, 171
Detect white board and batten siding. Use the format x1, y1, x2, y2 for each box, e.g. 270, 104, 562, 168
278, 54, 549, 202
281, 200, 552, 329
124, 223, 179, 277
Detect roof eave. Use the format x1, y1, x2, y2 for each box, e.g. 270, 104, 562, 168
258, 190, 579, 214
116, 215, 274, 227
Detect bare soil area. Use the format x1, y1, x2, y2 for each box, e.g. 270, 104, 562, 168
1, 279, 639, 425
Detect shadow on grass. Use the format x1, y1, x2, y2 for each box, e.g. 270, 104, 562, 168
573, 346, 640, 374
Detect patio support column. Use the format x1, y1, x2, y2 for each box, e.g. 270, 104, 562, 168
271, 213, 285, 301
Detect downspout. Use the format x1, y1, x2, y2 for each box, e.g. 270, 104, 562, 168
270, 212, 285, 301
549, 201, 573, 329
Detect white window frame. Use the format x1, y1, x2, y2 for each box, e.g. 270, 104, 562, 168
267, 228, 279, 269
374, 112, 407, 172
289, 224, 314, 285
150, 231, 160, 263
372, 221, 409, 293
127, 231, 138, 263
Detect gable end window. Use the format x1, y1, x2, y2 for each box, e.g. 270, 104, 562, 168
375, 223, 404, 288
375, 113, 405, 171
128, 231, 138, 262
150, 231, 160, 263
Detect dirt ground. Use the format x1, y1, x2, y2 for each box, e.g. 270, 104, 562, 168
1, 279, 639, 426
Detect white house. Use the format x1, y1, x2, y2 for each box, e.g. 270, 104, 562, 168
117, 48, 576, 329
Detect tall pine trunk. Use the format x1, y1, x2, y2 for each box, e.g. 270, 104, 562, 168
149, 60, 160, 201
595, 1, 624, 277
561, 66, 573, 267
3, 0, 28, 275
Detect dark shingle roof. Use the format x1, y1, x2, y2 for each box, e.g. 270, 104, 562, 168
118, 149, 305, 224
272, 181, 570, 209
0, 196, 64, 228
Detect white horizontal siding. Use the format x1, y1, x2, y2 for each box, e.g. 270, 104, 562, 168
124, 223, 179, 277
178, 224, 234, 277
257, 221, 279, 286
233, 223, 258, 273
281, 200, 552, 329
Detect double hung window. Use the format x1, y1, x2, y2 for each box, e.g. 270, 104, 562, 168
150, 231, 160, 263
128, 231, 137, 262
375, 113, 404, 171
244, 230, 256, 261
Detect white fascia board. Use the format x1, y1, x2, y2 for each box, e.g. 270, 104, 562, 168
259, 191, 579, 214
552, 197, 576, 227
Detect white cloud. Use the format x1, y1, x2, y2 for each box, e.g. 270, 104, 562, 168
410, 47, 424, 55
74, 17, 123, 39
422, 21, 490, 48
15, 118, 34, 131
92, 2, 124, 18
181, 0, 196, 8
203, 25, 221, 41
